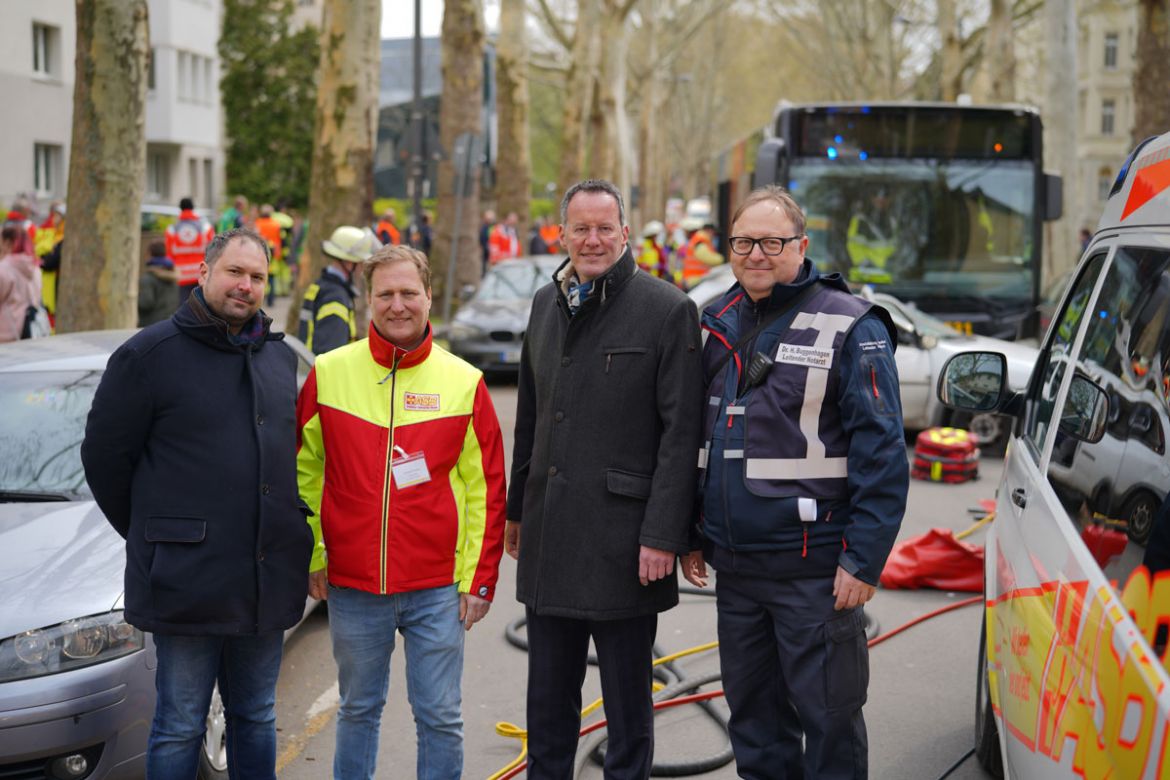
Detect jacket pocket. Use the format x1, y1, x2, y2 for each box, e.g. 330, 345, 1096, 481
145, 516, 207, 543
602, 345, 649, 374
605, 468, 653, 500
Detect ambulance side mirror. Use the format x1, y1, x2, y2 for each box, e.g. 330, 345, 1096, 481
938, 351, 1008, 412
1042, 172, 1063, 222
1057, 374, 1108, 444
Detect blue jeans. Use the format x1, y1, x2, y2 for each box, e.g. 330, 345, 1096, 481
328, 583, 465, 780
148, 631, 284, 780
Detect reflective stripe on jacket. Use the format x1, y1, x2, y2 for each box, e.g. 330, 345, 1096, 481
296, 324, 508, 600
298, 271, 356, 355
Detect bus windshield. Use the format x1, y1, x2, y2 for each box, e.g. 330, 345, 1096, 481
790, 157, 1036, 305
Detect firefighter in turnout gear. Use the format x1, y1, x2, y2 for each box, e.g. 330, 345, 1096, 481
298, 226, 381, 355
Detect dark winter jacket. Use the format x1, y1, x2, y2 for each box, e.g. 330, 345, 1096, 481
298, 267, 357, 355
507, 248, 704, 619
82, 295, 313, 636
698, 261, 908, 585
137, 258, 179, 327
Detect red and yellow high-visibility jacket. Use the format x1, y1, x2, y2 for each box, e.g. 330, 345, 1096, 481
296, 323, 507, 600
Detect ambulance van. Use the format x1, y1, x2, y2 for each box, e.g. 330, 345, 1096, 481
939, 131, 1170, 778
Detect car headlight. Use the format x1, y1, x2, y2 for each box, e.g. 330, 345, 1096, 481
447, 322, 483, 341
0, 611, 144, 682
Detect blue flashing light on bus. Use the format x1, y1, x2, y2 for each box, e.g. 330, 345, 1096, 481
827, 147, 838, 160
834, 134, 844, 144
859, 151, 868, 161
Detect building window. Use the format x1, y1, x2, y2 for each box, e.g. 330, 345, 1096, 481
204, 57, 213, 105
1101, 99, 1116, 136
1104, 32, 1119, 70
204, 159, 214, 207
32, 23, 59, 77
1098, 166, 1113, 202
34, 144, 62, 196
177, 51, 189, 101
189, 159, 199, 201
148, 48, 156, 91
147, 151, 170, 201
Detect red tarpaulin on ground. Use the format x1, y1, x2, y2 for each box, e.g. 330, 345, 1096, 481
879, 528, 985, 592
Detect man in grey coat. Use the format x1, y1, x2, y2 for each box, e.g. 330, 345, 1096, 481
505, 179, 704, 778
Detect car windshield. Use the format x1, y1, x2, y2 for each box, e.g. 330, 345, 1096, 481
0, 370, 100, 500
477, 263, 550, 302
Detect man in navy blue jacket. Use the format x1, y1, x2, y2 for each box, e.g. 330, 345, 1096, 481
82, 228, 313, 780
682, 187, 908, 779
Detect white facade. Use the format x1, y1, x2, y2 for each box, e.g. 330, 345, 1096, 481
0, 0, 77, 210
1076, 0, 1138, 233
0, 0, 224, 217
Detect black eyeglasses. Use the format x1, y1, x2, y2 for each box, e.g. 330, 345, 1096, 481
728, 235, 803, 256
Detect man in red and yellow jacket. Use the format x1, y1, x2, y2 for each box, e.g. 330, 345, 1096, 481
296, 244, 506, 780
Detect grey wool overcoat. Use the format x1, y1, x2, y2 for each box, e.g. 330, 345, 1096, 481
507, 247, 704, 620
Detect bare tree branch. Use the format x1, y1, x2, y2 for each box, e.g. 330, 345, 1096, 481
531, 0, 572, 51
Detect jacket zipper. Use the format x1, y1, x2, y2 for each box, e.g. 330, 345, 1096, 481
379, 354, 402, 594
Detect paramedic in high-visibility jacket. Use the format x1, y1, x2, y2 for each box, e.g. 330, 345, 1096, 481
682, 186, 908, 779
295, 244, 507, 780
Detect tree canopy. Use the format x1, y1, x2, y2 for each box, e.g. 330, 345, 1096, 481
219, 0, 319, 208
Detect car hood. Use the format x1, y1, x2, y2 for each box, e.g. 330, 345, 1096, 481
0, 501, 125, 638
455, 299, 533, 332
934, 334, 1039, 391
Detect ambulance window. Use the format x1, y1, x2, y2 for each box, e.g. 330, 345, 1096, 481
1044, 247, 1170, 592
1023, 252, 1107, 455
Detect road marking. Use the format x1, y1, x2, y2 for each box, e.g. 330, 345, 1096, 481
276, 682, 340, 774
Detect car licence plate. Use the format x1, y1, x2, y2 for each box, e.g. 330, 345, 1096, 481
500, 348, 521, 363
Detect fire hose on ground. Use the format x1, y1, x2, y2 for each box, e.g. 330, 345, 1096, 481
487, 511, 993, 779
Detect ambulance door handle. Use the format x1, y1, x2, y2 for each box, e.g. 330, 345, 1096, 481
1011, 488, 1027, 508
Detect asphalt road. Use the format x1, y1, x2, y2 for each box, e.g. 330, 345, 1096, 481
273, 379, 999, 780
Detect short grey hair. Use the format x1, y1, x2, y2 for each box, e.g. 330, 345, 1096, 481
560, 179, 626, 228
731, 186, 806, 236
204, 227, 271, 267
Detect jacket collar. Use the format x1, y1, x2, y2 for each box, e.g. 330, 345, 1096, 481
367, 320, 432, 370
552, 245, 637, 310
173, 287, 279, 352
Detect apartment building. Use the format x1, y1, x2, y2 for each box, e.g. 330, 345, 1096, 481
0, 0, 224, 216
1076, 0, 1138, 233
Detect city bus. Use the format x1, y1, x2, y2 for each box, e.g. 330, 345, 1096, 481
737, 102, 1064, 340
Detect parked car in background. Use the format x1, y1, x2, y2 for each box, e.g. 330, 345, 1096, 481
0, 330, 316, 780
686, 265, 1038, 447
938, 131, 1170, 778
442, 255, 562, 375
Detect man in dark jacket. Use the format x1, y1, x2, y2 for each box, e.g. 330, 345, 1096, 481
82, 228, 313, 780
506, 179, 704, 778
297, 225, 380, 355
682, 186, 908, 778
138, 239, 179, 326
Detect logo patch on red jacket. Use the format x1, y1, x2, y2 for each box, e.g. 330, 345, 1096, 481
404, 392, 440, 411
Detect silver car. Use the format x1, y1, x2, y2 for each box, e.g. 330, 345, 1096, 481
443, 255, 562, 374
0, 330, 316, 780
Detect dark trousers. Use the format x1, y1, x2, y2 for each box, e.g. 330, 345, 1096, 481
716, 572, 869, 780
525, 609, 658, 780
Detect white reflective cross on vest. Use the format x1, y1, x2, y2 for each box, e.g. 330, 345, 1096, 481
743, 310, 856, 481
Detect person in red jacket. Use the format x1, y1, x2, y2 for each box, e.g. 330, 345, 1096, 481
296, 244, 507, 780
164, 197, 215, 304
